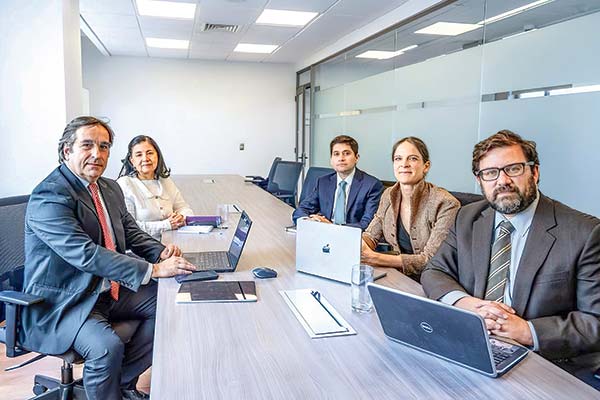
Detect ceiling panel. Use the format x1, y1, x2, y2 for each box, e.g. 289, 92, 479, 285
241, 24, 299, 44
147, 47, 189, 58
138, 16, 194, 39
80, 0, 136, 15
267, 0, 336, 13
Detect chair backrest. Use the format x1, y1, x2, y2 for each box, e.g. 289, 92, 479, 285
0, 195, 29, 322
299, 166, 334, 203
449, 191, 484, 206
267, 161, 303, 196
266, 157, 282, 181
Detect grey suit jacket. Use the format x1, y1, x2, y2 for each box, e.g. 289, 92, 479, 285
20, 164, 165, 355
421, 194, 600, 360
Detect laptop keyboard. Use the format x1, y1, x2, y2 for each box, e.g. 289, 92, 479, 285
192, 251, 230, 270
490, 340, 519, 366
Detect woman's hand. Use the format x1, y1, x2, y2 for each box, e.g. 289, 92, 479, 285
360, 239, 378, 264
168, 213, 186, 229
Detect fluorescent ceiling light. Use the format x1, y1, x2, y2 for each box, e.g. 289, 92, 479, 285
356, 45, 418, 60
146, 37, 189, 49
256, 9, 318, 26
234, 43, 278, 54
478, 0, 554, 25
549, 85, 600, 96
518, 91, 545, 99
415, 22, 480, 36
136, 0, 196, 19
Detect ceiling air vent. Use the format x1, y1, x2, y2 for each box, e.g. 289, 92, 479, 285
201, 23, 240, 33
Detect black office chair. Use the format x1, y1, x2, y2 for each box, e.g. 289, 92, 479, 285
245, 157, 281, 190
0, 195, 141, 400
266, 160, 303, 207
298, 166, 334, 205
449, 191, 484, 206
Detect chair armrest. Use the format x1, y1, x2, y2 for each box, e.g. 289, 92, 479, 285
0, 290, 44, 306
0, 291, 43, 358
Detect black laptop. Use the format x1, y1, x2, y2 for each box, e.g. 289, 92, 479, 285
368, 283, 528, 377
183, 211, 252, 272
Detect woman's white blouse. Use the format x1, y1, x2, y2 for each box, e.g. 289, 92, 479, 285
117, 176, 193, 238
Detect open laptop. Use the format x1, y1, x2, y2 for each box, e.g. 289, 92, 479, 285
296, 219, 384, 284
368, 283, 529, 377
183, 210, 252, 272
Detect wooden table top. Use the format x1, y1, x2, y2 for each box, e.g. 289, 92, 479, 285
150, 175, 598, 399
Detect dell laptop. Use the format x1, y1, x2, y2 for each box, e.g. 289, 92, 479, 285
368, 283, 528, 377
183, 210, 252, 272
296, 218, 377, 284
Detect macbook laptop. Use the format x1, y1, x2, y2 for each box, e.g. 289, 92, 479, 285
368, 283, 528, 377
183, 210, 252, 272
296, 219, 385, 284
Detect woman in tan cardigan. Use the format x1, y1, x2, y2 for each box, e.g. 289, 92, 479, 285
361, 137, 460, 279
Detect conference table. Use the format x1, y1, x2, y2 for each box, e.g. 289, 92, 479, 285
150, 175, 598, 399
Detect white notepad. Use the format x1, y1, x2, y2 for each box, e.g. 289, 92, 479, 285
280, 289, 356, 338
177, 225, 213, 234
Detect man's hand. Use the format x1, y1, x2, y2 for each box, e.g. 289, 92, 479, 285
152, 256, 197, 278
160, 244, 182, 260
455, 296, 533, 346
308, 214, 332, 224
168, 213, 186, 229
478, 303, 533, 346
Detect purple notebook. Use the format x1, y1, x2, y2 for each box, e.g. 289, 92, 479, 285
185, 215, 221, 227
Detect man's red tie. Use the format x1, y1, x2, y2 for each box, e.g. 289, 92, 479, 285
89, 182, 120, 301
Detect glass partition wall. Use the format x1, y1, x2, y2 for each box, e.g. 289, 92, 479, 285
307, 0, 600, 216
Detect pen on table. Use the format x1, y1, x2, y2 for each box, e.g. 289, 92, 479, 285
310, 290, 345, 329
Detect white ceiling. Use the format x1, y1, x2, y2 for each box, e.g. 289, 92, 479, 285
79, 0, 411, 63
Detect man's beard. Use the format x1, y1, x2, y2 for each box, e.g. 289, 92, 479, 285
481, 175, 537, 215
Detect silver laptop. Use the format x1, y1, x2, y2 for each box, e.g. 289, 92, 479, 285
296, 218, 362, 284
368, 283, 529, 377
183, 211, 252, 272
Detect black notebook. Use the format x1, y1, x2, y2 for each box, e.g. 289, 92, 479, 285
176, 281, 257, 303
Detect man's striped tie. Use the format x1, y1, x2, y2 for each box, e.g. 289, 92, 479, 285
485, 220, 515, 303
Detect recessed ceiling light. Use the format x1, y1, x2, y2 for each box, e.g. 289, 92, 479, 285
234, 43, 279, 54
356, 45, 418, 60
477, 0, 553, 25
146, 37, 189, 49
136, 0, 196, 19
415, 22, 480, 36
256, 9, 318, 27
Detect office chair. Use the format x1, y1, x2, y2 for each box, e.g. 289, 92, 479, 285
0, 195, 141, 400
245, 157, 281, 190
298, 166, 334, 205
448, 191, 484, 206
266, 160, 303, 207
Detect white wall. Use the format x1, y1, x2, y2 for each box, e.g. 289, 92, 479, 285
82, 39, 296, 180
0, 0, 82, 197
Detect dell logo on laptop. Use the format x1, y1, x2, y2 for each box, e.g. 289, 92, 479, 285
420, 322, 433, 334
322, 244, 330, 254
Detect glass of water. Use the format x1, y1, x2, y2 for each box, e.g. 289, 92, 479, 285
216, 204, 229, 227
351, 264, 374, 313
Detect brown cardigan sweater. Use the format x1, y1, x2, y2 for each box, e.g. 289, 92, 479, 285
363, 180, 460, 278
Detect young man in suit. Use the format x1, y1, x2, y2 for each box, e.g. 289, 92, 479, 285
421, 130, 600, 385
293, 135, 383, 230
20, 117, 197, 400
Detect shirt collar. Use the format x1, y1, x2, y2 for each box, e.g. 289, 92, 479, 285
337, 168, 356, 186
494, 191, 540, 237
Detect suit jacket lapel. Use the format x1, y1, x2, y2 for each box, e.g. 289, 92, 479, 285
511, 195, 557, 315
345, 169, 363, 212
323, 174, 337, 219
59, 164, 96, 216
472, 207, 495, 298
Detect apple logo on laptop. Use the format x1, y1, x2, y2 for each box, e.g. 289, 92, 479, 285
322, 244, 330, 254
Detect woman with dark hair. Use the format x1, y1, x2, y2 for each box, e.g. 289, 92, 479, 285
361, 136, 459, 280
117, 135, 193, 238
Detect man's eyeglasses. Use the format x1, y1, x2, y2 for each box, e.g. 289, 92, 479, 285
476, 161, 535, 181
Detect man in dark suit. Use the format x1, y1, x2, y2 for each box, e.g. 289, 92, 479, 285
20, 117, 197, 400
421, 130, 600, 385
293, 135, 383, 230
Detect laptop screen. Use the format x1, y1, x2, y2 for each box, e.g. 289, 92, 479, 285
227, 211, 252, 268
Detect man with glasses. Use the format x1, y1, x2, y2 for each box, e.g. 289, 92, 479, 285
422, 130, 600, 385
20, 116, 197, 400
